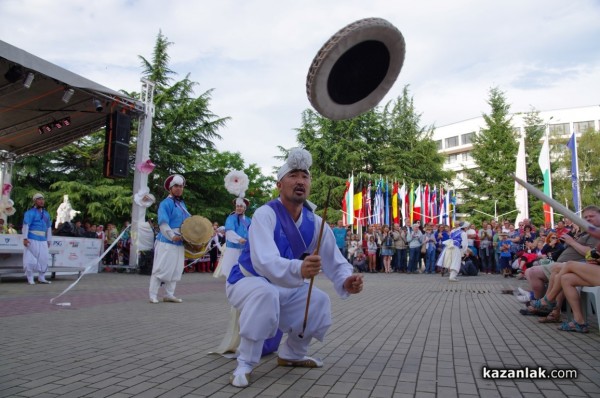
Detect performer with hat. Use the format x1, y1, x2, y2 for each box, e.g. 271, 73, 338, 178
149, 174, 190, 304
436, 221, 470, 282
22, 193, 53, 285
225, 148, 363, 388
217, 170, 252, 279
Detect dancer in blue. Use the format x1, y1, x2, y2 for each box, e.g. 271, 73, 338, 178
22, 193, 53, 285
149, 174, 190, 303
226, 148, 364, 388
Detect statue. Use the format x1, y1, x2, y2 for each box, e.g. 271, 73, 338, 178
55, 194, 80, 228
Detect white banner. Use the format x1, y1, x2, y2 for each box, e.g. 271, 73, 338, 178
0, 235, 103, 271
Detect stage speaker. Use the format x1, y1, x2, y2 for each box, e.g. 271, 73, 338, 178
103, 111, 131, 178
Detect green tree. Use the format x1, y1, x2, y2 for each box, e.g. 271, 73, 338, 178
295, 85, 450, 216
462, 87, 518, 224
552, 127, 600, 211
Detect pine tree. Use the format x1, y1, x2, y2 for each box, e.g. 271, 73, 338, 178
462, 87, 518, 223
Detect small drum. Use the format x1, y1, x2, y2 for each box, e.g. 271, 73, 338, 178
180, 215, 213, 259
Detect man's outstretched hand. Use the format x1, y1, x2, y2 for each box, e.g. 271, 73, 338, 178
343, 274, 364, 294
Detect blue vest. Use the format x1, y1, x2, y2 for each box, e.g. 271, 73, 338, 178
450, 229, 462, 248
225, 213, 251, 249
156, 197, 190, 246
227, 200, 316, 284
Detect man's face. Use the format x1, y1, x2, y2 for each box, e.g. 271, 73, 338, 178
35, 198, 45, 207
277, 170, 310, 205
583, 210, 600, 227
170, 184, 184, 197
337, 220, 343, 227
235, 204, 246, 215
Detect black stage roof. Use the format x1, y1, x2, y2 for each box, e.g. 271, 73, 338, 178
0, 40, 144, 161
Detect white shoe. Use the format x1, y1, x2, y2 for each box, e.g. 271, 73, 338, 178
38, 280, 51, 284
28, 281, 35, 285
230, 372, 251, 388
277, 356, 324, 368
163, 296, 183, 303
516, 294, 530, 304
149, 298, 159, 304
448, 277, 459, 282
517, 287, 530, 297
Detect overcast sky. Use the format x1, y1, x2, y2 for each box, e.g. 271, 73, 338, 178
2, 0, 599, 177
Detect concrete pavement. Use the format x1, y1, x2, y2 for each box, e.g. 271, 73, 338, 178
1, 271, 599, 397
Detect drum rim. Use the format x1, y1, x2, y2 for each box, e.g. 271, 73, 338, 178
306, 17, 406, 121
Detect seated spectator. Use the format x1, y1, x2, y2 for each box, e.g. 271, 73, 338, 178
459, 248, 479, 276
555, 250, 600, 333
524, 205, 600, 322
541, 232, 565, 262
352, 249, 367, 273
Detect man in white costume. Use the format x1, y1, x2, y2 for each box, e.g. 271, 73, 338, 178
22, 193, 53, 285
436, 221, 470, 282
226, 148, 364, 388
148, 174, 190, 303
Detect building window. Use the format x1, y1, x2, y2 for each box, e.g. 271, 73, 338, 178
446, 153, 458, 164
461, 132, 475, 145
574, 121, 594, 133
445, 136, 459, 148
549, 123, 569, 136
435, 139, 442, 150
461, 151, 472, 162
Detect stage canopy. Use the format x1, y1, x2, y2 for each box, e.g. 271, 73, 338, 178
0, 40, 144, 162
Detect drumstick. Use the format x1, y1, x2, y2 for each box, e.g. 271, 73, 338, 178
299, 186, 333, 338
511, 174, 598, 234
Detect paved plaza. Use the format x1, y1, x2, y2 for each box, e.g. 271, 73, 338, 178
1, 271, 599, 398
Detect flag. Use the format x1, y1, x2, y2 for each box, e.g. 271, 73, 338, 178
423, 183, 430, 224
450, 189, 457, 227
366, 180, 372, 225
567, 132, 581, 214
392, 181, 399, 224
431, 185, 438, 225
409, 183, 414, 224
398, 182, 407, 225
384, 179, 390, 226
346, 174, 354, 226
353, 178, 363, 226
341, 179, 349, 227
538, 134, 553, 227
514, 134, 529, 225
374, 179, 383, 225
440, 187, 448, 225
413, 184, 422, 222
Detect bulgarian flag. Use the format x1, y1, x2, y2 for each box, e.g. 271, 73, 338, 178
538, 135, 553, 227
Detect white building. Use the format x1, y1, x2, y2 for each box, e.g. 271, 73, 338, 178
432, 105, 600, 188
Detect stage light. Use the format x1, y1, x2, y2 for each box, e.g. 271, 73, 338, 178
62, 88, 75, 103
62, 117, 71, 126
38, 127, 44, 135
23, 72, 34, 88
54, 120, 63, 129
4, 65, 23, 83
93, 98, 103, 112
43, 125, 52, 133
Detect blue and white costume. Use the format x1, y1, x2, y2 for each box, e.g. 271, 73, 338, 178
22, 194, 53, 284
218, 212, 251, 278
149, 175, 190, 302
226, 199, 353, 377
436, 222, 469, 281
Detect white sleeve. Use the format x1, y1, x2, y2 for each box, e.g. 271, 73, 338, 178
226, 229, 243, 243
159, 223, 175, 240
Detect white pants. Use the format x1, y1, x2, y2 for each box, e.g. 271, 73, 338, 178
23, 240, 49, 283
149, 241, 184, 300
226, 277, 331, 371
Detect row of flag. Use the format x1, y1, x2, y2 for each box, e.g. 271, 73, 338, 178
341, 177, 458, 228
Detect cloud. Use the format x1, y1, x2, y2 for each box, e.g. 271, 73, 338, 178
1, 0, 599, 175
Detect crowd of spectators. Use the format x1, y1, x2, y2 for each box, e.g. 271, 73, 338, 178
330, 216, 581, 278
